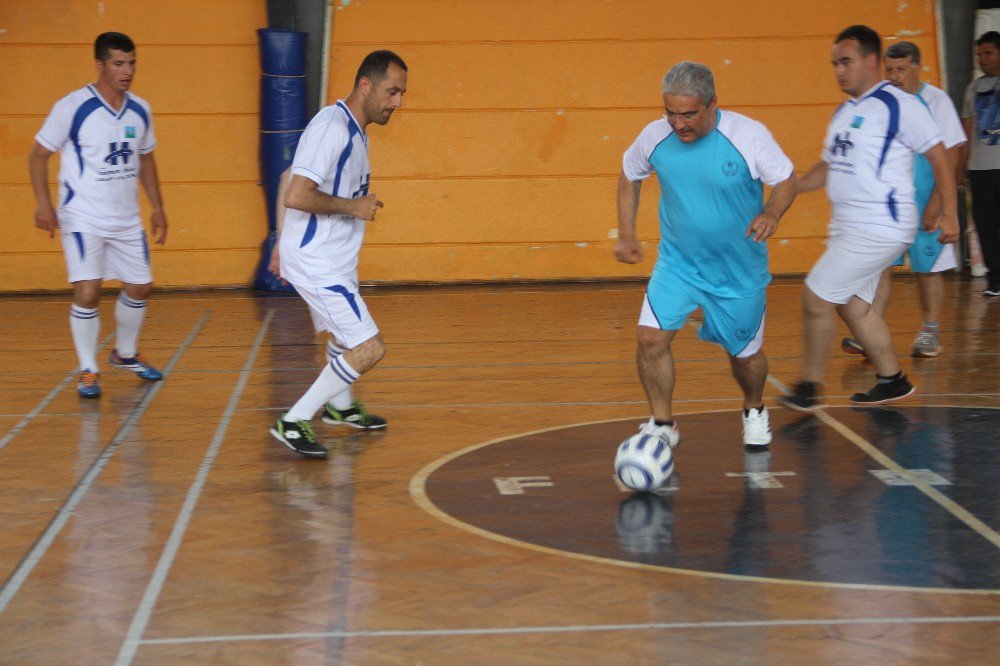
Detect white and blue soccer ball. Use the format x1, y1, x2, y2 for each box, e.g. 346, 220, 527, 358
614, 431, 675, 491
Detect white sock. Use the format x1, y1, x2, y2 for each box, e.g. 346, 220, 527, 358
114, 291, 147, 358
70, 305, 100, 373
326, 340, 354, 409
285, 354, 359, 422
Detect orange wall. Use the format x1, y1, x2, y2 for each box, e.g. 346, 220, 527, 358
0, 0, 267, 290
0, 1, 942, 290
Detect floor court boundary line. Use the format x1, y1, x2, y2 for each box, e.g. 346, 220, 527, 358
0, 333, 114, 453
0, 314, 209, 618
138, 614, 1000, 645
767, 375, 1000, 550
116, 310, 274, 666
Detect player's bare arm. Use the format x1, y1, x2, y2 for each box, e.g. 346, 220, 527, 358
268, 167, 291, 280
28, 142, 58, 237
139, 152, 167, 244
615, 173, 644, 264
746, 173, 798, 242
797, 161, 828, 192
285, 174, 383, 221
921, 142, 959, 244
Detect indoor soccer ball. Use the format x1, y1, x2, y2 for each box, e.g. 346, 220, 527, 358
614, 431, 675, 492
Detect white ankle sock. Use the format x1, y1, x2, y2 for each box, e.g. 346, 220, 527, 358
115, 291, 147, 358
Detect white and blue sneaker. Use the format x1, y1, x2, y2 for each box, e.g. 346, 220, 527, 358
109, 350, 163, 381
77, 371, 101, 398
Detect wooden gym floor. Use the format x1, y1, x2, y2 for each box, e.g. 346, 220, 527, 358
0, 277, 997, 663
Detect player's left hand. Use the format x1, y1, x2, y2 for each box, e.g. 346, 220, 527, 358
150, 209, 168, 244
267, 243, 287, 285
746, 211, 778, 242
934, 213, 960, 245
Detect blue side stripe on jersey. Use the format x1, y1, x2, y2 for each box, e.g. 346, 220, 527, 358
887, 188, 898, 222
125, 98, 149, 127
300, 214, 318, 247
331, 125, 357, 197
72, 231, 85, 259
63, 182, 75, 205
324, 284, 362, 320
869, 87, 900, 176
70, 97, 105, 175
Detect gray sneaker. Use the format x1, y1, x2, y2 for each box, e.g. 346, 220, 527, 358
911, 331, 942, 358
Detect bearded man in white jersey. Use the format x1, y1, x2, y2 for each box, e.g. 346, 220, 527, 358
29, 32, 168, 399
779, 25, 959, 412
270, 51, 407, 459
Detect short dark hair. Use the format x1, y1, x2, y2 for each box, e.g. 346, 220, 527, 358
977, 31, 1000, 49
94, 32, 136, 60
836, 25, 882, 60
885, 41, 921, 65
354, 50, 407, 88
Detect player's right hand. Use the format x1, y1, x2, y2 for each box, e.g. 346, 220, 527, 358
615, 239, 643, 264
353, 194, 384, 221
34, 205, 58, 238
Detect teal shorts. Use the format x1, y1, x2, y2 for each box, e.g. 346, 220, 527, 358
645, 269, 766, 357
891, 227, 949, 273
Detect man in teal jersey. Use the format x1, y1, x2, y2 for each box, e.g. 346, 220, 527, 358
616, 61, 798, 459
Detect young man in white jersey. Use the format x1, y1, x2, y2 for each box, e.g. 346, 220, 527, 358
779, 26, 959, 412
616, 61, 798, 457
270, 51, 406, 459
29, 32, 167, 399
961, 31, 1000, 297
841, 41, 966, 358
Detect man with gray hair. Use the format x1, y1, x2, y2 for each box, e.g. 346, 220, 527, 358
616, 61, 798, 460
840, 40, 966, 358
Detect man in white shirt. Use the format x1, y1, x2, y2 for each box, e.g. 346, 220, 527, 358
270, 51, 407, 459
840, 41, 966, 359
779, 25, 959, 412
29, 32, 168, 399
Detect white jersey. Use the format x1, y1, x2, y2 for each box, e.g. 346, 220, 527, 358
280, 101, 371, 287
35, 85, 156, 238
916, 83, 966, 150
823, 80, 942, 242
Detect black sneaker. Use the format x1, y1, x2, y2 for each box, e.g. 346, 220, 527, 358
321, 400, 387, 430
270, 418, 329, 458
776, 380, 823, 413
841, 337, 868, 357
984, 282, 1000, 298
850, 374, 916, 405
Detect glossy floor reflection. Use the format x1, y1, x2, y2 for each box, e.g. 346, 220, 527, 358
423, 407, 1000, 589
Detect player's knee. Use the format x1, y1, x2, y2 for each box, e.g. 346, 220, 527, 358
637, 326, 671, 354
124, 282, 154, 300
72, 282, 101, 308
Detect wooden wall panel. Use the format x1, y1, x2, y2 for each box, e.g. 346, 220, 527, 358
324, 0, 939, 283
0, 0, 942, 290
0, 0, 267, 291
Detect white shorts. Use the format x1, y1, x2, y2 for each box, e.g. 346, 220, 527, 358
62, 230, 153, 284
292, 280, 379, 349
806, 228, 909, 305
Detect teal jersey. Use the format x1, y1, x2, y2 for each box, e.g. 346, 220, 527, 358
623, 110, 793, 298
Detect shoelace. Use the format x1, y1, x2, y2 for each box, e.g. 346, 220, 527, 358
914, 332, 937, 346
80, 371, 99, 386
296, 420, 319, 443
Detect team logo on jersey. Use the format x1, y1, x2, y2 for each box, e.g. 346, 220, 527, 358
830, 132, 854, 157
850, 116, 865, 129
125, 126, 137, 139
722, 161, 738, 177
352, 173, 371, 199
105, 141, 134, 166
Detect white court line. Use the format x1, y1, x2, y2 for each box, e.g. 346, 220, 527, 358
138, 615, 1000, 645
0, 315, 209, 617
116, 310, 274, 666
768, 376, 1000, 550
0, 333, 114, 453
